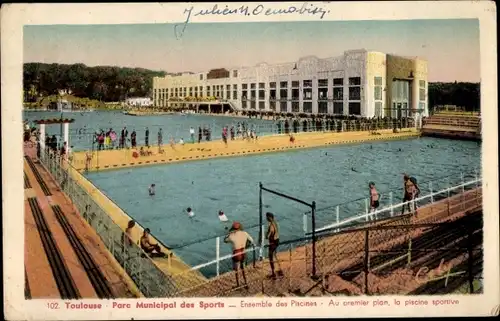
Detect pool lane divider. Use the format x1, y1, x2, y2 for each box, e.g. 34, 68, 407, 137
78, 131, 419, 172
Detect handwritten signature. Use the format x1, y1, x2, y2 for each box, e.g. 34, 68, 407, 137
175, 2, 330, 39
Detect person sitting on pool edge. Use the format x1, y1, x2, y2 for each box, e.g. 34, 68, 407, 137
140, 228, 166, 257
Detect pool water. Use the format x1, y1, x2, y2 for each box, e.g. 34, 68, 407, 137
23, 110, 275, 151
84, 136, 481, 270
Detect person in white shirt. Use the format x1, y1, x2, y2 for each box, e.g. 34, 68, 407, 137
186, 207, 195, 218
179, 138, 185, 146
218, 210, 228, 222
189, 127, 195, 144
224, 221, 254, 289
149, 184, 155, 196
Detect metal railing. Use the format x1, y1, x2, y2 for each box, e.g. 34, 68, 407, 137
168, 175, 482, 293
313, 173, 481, 235
38, 150, 179, 297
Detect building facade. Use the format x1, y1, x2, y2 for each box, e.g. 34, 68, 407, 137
153, 49, 428, 118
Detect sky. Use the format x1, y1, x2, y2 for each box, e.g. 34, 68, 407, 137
24, 19, 480, 82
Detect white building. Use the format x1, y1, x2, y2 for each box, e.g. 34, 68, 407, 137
125, 97, 153, 107
153, 49, 428, 118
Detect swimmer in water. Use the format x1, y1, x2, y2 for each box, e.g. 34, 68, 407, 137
218, 210, 228, 222
186, 207, 195, 218
148, 184, 155, 196
351, 167, 358, 172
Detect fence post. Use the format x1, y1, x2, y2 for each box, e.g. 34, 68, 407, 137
429, 182, 434, 203
216, 237, 220, 276
364, 229, 370, 295
311, 201, 318, 280
335, 206, 340, 232
467, 224, 474, 294
303, 213, 308, 236
389, 192, 394, 217
259, 182, 263, 260
365, 198, 369, 221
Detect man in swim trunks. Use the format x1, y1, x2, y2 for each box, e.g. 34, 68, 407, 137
140, 228, 165, 257
224, 221, 254, 289
266, 212, 284, 279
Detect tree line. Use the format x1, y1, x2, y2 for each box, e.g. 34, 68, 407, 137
23, 63, 166, 102
23, 63, 480, 110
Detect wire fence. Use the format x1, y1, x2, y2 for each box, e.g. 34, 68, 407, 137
47, 117, 415, 152
38, 149, 182, 297
175, 189, 483, 297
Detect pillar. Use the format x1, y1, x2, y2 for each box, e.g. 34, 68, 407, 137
63, 122, 69, 146
39, 124, 46, 150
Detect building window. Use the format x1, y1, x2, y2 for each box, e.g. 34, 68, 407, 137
259, 82, 265, 89
318, 79, 328, 87
280, 81, 288, 88
200, 74, 203, 80
206, 86, 210, 96
334, 102, 343, 114
303, 80, 312, 88
374, 77, 383, 86
419, 102, 426, 112
242, 101, 247, 109
251, 89, 256, 99
233, 70, 238, 78
318, 102, 328, 114
189, 87, 193, 96
270, 82, 276, 88
375, 102, 383, 117
270, 89, 276, 100
259, 101, 265, 110
242, 90, 248, 100
292, 101, 300, 112
270, 101, 276, 111
251, 83, 256, 89
333, 78, 343, 86
280, 88, 288, 100
303, 101, 313, 113
349, 102, 361, 115
349, 87, 361, 100
199, 86, 203, 94
374, 87, 383, 101
242, 84, 248, 90
280, 101, 288, 112
292, 81, 300, 88
259, 89, 265, 100
318, 88, 328, 100
333, 88, 343, 100
250, 100, 256, 109
303, 88, 312, 100
349, 77, 361, 86
233, 85, 237, 100
419, 80, 426, 101
292, 88, 300, 100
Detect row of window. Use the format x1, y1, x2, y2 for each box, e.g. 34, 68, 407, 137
239, 101, 361, 115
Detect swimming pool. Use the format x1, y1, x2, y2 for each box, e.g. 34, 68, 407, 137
84, 136, 481, 272
23, 110, 275, 151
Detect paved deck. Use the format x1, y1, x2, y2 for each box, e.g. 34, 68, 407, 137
176, 188, 482, 297
24, 147, 141, 299
70, 128, 419, 172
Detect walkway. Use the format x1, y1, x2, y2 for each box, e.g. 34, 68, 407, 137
70, 128, 419, 172
176, 187, 482, 297
24, 146, 140, 299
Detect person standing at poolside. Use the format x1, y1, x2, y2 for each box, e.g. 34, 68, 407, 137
369, 182, 380, 218
190, 127, 195, 144
224, 222, 254, 289
198, 126, 202, 143
145, 127, 150, 148
157, 128, 163, 152
266, 213, 283, 279
401, 174, 418, 215
131, 130, 137, 148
